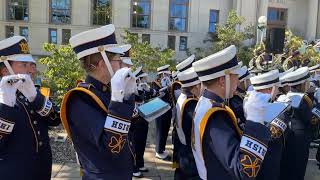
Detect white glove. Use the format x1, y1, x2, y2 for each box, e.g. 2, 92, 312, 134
244, 91, 271, 124
124, 73, 137, 100
314, 88, 320, 103
111, 67, 136, 102
17, 74, 37, 102
0, 75, 23, 107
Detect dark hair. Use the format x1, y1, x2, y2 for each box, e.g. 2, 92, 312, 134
202, 78, 219, 87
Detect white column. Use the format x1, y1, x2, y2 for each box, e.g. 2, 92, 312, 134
306, 0, 319, 40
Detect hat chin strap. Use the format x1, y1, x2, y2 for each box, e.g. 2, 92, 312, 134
271, 86, 276, 101
244, 80, 248, 90
100, 51, 114, 77
225, 75, 231, 104
3, 60, 15, 75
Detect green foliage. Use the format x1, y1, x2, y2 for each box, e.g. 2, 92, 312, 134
39, 43, 85, 105
122, 30, 175, 72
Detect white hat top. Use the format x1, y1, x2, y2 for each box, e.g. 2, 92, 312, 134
193, 45, 241, 82
250, 70, 280, 90
176, 54, 195, 72
177, 67, 200, 88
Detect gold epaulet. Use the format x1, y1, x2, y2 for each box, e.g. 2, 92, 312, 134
180, 98, 198, 128
60, 87, 108, 138
40, 87, 51, 97
303, 94, 313, 109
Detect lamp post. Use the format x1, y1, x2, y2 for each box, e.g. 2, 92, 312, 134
257, 16, 267, 44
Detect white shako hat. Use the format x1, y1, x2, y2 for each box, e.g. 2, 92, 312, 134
134, 66, 148, 79
238, 66, 252, 82
250, 70, 280, 90
279, 67, 294, 87
69, 24, 131, 77
193, 45, 241, 99
121, 45, 133, 66
309, 64, 320, 73
0, 36, 35, 75
176, 54, 195, 73
177, 67, 200, 88
284, 67, 310, 86
172, 71, 179, 80
157, 64, 171, 75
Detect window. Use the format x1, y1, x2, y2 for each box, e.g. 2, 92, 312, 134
169, 0, 189, 32
131, 0, 151, 28
179, 36, 187, 51
49, 28, 57, 44
5, 26, 14, 38
50, 0, 71, 24
93, 0, 112, 25
62, 29, 71, 44
7, 0, 29, 21
19, 27, 28, 41
142, 34, 150, 44
267, 8, 287, 25
168, 35, 176, 50
209, 10, 219, 33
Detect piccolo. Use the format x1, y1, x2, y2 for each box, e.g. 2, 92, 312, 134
7, 78, 25, 85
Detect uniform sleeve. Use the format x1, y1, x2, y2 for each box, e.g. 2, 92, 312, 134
29, 90, 61, 126
68, 92, 134, 154
203, 112, 271, 180
0, 104, 18, 150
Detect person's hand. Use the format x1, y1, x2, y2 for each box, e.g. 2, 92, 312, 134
17, 74, 37, 102
0, 75, 23, 107
244, 91, 271, 124
111, 68, 136, 102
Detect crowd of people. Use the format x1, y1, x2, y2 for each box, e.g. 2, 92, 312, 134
0, 24, 319, 180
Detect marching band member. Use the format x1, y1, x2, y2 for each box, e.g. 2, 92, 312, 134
121, 48, 134, 68
172, 54, 196, 170
174, 67, 201, 179
229, 66, 252, 129
250, 70, 289, 180
279, 67, 313, 180
130, 67, 153, 178
152, 65, 172, 160
0, 36, 60, 180
60, 24, 136, 179
192, 45, 277, 180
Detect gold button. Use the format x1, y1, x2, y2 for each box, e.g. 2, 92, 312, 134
37, 131, 40, 135
39, 141, 43, 146
98, 46, 104, 52
33, 121, 37, 125
0, 56, 7, 61
224, 70, 231, 75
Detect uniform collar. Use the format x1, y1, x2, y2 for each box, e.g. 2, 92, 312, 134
85, 75, 110, 93
202, 89, 224, 103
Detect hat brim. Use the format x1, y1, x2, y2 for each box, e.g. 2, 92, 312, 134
7, 54, 35, 63
105, 44, 131, 55
137, 73, 148, 78
230, 66, 242, 75
157, 71, 171, 75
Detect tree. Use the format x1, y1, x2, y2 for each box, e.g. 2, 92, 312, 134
122, 30, 175, 72
39, 43, 85, 105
